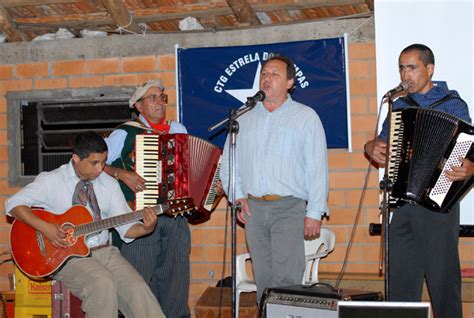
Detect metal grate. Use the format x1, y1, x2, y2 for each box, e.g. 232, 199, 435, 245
21, 99, 134, 174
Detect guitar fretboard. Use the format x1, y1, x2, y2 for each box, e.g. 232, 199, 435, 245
72, 205, 166, 238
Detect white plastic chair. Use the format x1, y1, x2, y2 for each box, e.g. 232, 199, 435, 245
235, 227, 336, 317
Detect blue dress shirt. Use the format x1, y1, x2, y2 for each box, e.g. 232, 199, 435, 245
221, 95, 329, 220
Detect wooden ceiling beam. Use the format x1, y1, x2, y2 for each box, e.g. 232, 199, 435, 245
252, 0, 369, 12
101, 0, 142, 34
365, 0, 374, 11
12, 0, 373, 32
0, 0, 78, 7
14, 8, 234, 29
0, 4, 29, 41
226, 0, 260, 25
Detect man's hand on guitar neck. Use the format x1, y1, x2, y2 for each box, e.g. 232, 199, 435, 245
125, 207, 158, 238
11, 205, 68, 248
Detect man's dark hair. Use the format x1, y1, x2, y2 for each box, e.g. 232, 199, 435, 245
263, 53, 296, 92
72, 131, 108, 159
401, 44, 435, 66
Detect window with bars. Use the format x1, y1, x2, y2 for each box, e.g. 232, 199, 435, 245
7, 87, 136, 186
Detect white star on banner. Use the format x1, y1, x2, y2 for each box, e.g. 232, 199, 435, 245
225, 62, 261, 104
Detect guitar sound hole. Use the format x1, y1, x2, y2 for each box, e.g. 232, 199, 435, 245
61, 222, 77, 246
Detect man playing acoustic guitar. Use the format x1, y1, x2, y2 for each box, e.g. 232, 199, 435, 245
5, 131, 165, 318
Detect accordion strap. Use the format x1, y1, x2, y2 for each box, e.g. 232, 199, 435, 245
400, 93, 466, 110
120, 119, 173, 134
120, 120, 153, 132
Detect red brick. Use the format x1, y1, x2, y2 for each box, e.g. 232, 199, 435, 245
368, 60, 377, 78
103, 74, 138, 86
349, 151, 373, 169
51, 60, 85, 76
328, 227, 348, 244
0, 79, 33, 93
16, 62, 48, 78
348, 43, 376, 59
346, 189, 379, 207
0, 65, 14, 79
190, 246, 204, 262
122, 56, 157, 73
191, 263, 229, 280
0, 180, 21, 196
69, 76, 104, 88
328, 151, 350, 170
349, 60, 369, 79
353, 226, 380, 244
350, 78, 377, 96
351, 132, 372, 151
330, 170, 379, 189
204, 209, 229, 227
85, 58, 120, 75
366, 208, 382, 224
350, 96, 369, 114
0, 146, 7, 161
369, 96, 379, 113
360, 244, 381, 262
158, 55, 176, 71
328, 190, 346, 207
0, 131, 5, 145
351, 114, 378, 133
0, 114, 5, 129
0, 98, 6, 113
34, 78, 68, 90
325, 207, 360, 225
0, 163, 7, 178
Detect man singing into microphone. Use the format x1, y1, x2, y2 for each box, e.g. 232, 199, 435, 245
364, 44, 473, 318
221, 54, 329, 304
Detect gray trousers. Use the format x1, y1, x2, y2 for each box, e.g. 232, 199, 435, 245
55, 246, 164, 318
389, 203, 461, 318
121, 216, 191, 318
246, 196, 306, 302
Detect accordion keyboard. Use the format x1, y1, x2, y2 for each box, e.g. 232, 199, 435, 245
135, 134, 161, 210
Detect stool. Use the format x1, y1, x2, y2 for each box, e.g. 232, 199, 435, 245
195, 287, 258, 318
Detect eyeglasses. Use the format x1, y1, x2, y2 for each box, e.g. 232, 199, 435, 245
140, 93, 168, 104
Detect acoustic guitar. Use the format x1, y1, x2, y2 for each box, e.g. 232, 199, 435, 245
10, 198, 194, 278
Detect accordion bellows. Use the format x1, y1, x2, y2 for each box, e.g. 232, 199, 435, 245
135, 133, 222, 224
388, 107, 474, 212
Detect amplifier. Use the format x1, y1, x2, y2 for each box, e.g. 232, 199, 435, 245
261, 284, 383, 318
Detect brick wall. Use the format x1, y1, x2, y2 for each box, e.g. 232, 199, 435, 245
0, 42, 472, 314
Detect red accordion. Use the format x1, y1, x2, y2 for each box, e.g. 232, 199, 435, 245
135, 133, 222, 224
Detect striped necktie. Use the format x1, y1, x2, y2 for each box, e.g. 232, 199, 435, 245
72, 180, 101, 220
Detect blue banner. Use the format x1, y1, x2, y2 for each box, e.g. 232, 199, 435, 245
177, 37, 349, 149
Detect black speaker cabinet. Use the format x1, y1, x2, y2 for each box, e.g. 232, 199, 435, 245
261, 284, 383, 318
338, 301, 430, 318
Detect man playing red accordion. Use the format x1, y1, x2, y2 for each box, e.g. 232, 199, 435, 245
105, 80, 191, 318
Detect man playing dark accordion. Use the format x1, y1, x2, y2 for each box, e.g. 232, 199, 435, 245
365, 44, 473, 318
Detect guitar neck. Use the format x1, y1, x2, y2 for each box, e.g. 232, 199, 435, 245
73, 205, 167, 238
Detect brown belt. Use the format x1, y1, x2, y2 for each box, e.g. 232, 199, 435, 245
90, 244, 110, 251
248, 194, 285, 201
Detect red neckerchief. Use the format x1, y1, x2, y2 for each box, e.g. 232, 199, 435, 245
141, 116, 170, 134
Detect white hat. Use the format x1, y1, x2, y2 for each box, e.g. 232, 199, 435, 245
129, 79, 164, 108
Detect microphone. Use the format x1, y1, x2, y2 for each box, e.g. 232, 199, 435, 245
383, 82, 408, 98
245, 90, 265, 107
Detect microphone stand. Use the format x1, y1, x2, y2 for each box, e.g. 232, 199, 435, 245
380, 94, 395, 301
209, 99, 258, 318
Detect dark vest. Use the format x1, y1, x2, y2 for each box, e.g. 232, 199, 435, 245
110, 122, 148, 202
